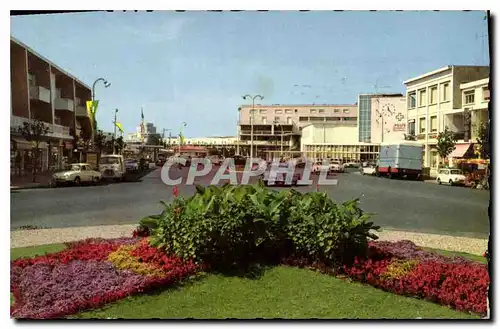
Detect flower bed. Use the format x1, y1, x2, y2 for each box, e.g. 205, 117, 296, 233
343, 240, 489, 315
11, 235, 489, 318
11, 238, 199, 319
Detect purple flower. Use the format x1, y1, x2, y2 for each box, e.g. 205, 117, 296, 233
11, 261, 148, 319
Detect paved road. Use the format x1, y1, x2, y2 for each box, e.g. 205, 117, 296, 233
10, 166, 490, 238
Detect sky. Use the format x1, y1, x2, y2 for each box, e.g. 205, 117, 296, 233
10, 11, 489, 138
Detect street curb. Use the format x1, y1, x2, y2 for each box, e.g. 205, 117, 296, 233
11, 224, 488, 255
10, 184, 51, 191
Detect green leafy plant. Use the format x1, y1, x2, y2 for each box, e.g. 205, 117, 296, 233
146, 184, 379, 272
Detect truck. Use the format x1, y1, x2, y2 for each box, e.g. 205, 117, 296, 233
99, 154, 126, 182
377, 141, 423, 180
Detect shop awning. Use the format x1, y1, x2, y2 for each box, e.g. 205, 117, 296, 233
449, 144, 471, 158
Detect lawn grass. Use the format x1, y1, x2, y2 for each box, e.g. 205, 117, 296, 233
11, 243, 483, 319
422, 247, 487, 264
74, 266, 478, 319
10, 243, 66, 260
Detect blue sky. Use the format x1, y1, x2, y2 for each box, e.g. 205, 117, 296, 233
11, 11, 489, 137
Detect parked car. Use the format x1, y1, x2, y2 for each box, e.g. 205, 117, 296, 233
344, 161, 360, 168
329, 160, 345, 173
360, 164, 377, 176
312, 161, 334, 175
437, 169, 467, 186
260, 163, 302, 186
207, 155, 223, 165
125, 159, 139, 172
52, 163, 102, 186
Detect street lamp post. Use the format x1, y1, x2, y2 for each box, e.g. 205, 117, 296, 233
242, 94, 264, 159
113, 109, 119, 154
178, 122, 187, 155
90, 78, 110, 145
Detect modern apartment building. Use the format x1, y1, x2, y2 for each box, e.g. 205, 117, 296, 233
403, 65, 490, 175
237, 104, 357, 158
10, 37, 92, 172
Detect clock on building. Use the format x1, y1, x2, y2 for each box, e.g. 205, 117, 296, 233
382, 103, 396, 117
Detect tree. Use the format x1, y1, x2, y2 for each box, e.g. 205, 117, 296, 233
18, 119, 51, 182
475, 121, 490, 160
114, 136, 125, 154
94, 130, 107, 156
436, 127, 458, 165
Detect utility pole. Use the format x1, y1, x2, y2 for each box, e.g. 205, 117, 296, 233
113, 108, 118, 154
274, 119, 284, 157
242, 94, 264, 159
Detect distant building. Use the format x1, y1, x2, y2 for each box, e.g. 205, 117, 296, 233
237, 104, 357, 158
146, 122, 156, 134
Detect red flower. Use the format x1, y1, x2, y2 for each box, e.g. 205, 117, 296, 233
172, 185, 179, 197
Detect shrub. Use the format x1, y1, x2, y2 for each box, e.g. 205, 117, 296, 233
286, 193, 379, 266
146, 183, 379, 270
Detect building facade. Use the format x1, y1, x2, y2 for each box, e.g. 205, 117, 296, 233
10, 37, 92, 173
403, 65, 490, 175
357, 94, 406, 144
300, 122, 380, 162
237, 104, 357, 158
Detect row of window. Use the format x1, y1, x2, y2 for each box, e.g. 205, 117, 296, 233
407, 116, 438, 135
250, 108, 351, 114
463, 88, 489, 105
298, 116, 357, 122
408, 83, 489, 109
407, 82, 450, 109
251, 116, 357, 124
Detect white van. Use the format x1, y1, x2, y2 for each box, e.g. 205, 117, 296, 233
99, 155, 126, 181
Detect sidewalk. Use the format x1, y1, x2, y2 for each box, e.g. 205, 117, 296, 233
10, 224, 488, 255
10, 172, 53, 190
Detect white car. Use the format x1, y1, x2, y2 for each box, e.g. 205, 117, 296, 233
52, 163, 102, 186
207, 155, 222, 165
437, 169, 466, 186
312, 162, 329, 175
125, 159, 139, 172
260, 163, 301, 186
360, 165, 377, 176
329, 161, 344, 173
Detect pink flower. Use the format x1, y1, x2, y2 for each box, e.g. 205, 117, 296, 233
172, 186, 179, 198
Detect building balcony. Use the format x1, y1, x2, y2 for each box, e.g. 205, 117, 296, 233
10, 115, 72, 140
55, 97, 74, 112
75, 105, 88, 118
29, 85, 51, 103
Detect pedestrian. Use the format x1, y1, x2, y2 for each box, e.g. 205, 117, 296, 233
15, 152, 22, 176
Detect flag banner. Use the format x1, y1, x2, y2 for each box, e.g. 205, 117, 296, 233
92, 100, 99, 115
86, 101, 95, 132
115, 122, 124, 133
141, 107, 144, 120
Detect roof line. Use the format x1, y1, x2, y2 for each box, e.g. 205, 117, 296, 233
403, 66, 452, 84
240, 104, 357, 107
11, 36, 91, 90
